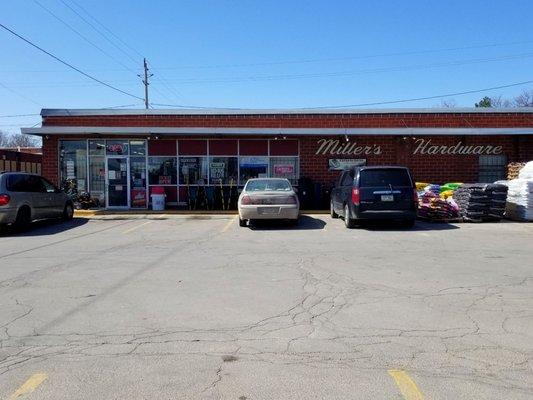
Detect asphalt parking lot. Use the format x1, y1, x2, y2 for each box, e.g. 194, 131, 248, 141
0, 215, 532, 399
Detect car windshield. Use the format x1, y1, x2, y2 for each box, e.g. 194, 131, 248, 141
245, 179, 291, 192
360, 169, 412, 187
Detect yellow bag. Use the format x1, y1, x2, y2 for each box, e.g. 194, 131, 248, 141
416, 182, 429, 190
440, 190, 454, 199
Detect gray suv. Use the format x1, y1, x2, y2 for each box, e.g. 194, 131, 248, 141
0, 172, 74, 229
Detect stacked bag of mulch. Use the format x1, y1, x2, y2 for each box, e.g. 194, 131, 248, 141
453, 183, 508, 222
418, 191, 460, 221
496, 161, 533, 221
507, 162, 526, 180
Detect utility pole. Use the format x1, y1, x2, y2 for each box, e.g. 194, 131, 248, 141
139, 58, 153, 109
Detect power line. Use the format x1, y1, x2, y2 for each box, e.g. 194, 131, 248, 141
0, 113, 40, 118
69, 0, 144, 61
0, 22, 144, 101
150, 79, 533, 109
301, 80, 533, 109
32, 0, 138, 75
150, 40, 533, 70
58, 0, 141, 66
0, 81, 43, 107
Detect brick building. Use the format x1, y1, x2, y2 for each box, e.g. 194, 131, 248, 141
21, 108, 533, 209
0, 148, 42, 175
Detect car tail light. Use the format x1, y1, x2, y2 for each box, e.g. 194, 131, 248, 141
285, 195, 298, 204
0, 194, 10, 206
241, 195, 252, 205
351, 188, 360, 205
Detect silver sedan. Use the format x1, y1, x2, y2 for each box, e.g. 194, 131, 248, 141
238, 178, 300, 226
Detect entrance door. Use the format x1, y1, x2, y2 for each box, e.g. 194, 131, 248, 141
106, 157, 129, 208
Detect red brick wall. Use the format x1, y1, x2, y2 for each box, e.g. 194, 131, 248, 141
43, 112, 533, 128
41, 136, 58, 184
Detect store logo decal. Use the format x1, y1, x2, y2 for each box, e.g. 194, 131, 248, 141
412, 138, 503, 155
315, 139, 382, 156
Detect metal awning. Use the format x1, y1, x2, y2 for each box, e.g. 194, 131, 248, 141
21, 126, 533, 137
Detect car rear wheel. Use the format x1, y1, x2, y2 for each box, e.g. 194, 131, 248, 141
344, 204, 356, 229
238, 217, 247, 227
14, 206, 31, 231
63, 203, 74, 221
330, 201, 338, 218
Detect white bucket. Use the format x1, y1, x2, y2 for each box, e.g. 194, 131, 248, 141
151, 194, 165, 211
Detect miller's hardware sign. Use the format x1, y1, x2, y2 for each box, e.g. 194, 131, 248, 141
315, 138, 504, 156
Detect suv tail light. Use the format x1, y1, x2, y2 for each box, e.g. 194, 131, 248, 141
351, 188, 360, 205
0, 194, 10, 206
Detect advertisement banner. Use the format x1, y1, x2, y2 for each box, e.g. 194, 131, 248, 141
131, 188, 147, 208
328, 159, 366, 170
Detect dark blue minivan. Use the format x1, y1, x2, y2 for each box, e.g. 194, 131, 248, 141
330, 166, 418, 228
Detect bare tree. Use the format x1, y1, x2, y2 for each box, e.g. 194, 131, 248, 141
439, 99, 457, 108
0, 132, 39, 148
513, 90, 533, 107
0, 130, 9, 147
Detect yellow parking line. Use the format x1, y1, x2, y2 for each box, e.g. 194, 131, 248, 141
388, 369, 425, 400
221, 216, 237, 233
9, 373, 48, 400
122, 220, 153, 234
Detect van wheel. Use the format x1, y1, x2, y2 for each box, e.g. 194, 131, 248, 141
344, 204, 356, 229
63, 203, 74, 221
14, 206, 31, 231
402, 219, 415, 228
330, 201, 338, 218
238, 217, 247, 227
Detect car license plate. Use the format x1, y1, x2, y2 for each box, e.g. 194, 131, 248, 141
258, 207, 279, 215
381, 195, 394, 202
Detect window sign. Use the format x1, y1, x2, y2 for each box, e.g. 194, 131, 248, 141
209, 157, 238, 185
106, 140, 129, 155
269, 156, 299, 184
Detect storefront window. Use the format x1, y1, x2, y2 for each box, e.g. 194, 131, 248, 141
106, 140, 129, 155
59, 140, 87, 194
89, 140, 105, 156
130, 157, 147, 208
179, 157, 208, 185
239, 156, 268, 185
88, 156, 105, 206
130, 140, 147, 156
209, 157, 238, 185
148, 157, 177, 185
270, 157, 299, 184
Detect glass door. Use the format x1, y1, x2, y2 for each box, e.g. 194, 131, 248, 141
130, 157, 147, 208
106, 157, 129, 208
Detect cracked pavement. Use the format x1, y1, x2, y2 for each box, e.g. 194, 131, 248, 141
0, 215, 532, 399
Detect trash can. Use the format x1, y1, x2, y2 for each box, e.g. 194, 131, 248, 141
151, 186, 166, 211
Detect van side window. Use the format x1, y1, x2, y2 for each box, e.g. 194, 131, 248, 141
341, 172, 353, 186
6, 174, 27, 192
41, 178, 56, 193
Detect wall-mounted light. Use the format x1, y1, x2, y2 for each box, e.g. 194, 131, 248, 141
44, 135, 50, 140
344, 134, 349, 142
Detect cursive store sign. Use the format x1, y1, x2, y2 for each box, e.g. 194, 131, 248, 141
413, 138, 503, 155
315, 139, 382, 156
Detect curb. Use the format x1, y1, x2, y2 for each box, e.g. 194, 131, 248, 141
74, 209, 329, 217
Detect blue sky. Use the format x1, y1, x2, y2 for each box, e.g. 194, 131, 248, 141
1, 0, 533, 133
